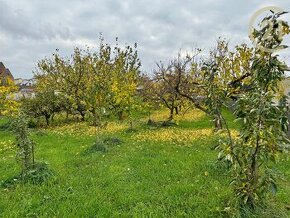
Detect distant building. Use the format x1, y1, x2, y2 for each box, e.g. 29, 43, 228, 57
15, 78, 36, 87
14, 78, 36, 100
0, 62, 36, 99
0, 62, 14, 83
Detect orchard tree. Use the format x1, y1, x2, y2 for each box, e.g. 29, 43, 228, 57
84, 43, 112, 126
109, 41, 141, 120
21, 90, 63, 126
137, 73, 161, 122
154, 53, 200, 120
35, 54, 71, 121
196, 41, 254, 129
12, 113, 35, 174
209, 40, 254, 100
216, 10, 290, 209
156, 50, 223, 126
163, 41, 255, 129
35, 48, 89, 121
34, 36, 141, 124
64, 48, 90, 121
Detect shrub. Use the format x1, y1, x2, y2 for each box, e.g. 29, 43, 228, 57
1, 162, 55, 188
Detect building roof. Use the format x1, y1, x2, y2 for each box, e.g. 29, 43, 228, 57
0, 62, 6, 76
5, 68, 14, 79
0, 62, 14, 81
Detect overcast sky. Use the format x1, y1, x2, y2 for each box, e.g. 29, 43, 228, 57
0, 0, 289, 79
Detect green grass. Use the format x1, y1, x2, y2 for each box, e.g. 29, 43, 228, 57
0, 112, 290, 217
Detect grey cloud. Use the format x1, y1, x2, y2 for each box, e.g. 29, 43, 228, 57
0, 0, 72, 40
0, 0, 289, 78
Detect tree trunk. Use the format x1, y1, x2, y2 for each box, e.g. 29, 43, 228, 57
118, 110, 125, 120
175, 106, 179, 115
45, 114, 51, 126
76, 102, 86, 122
66, 110, 69, 122
169, 107, 174, 120
51, 113, 55, 122
80, 111, 85, 121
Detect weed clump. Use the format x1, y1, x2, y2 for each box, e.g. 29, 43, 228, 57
1, 162, 55, 188
84, 137, 123, 154
147, 119, 177, 128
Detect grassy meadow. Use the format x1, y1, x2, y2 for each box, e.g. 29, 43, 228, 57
0, 110, 290, 217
